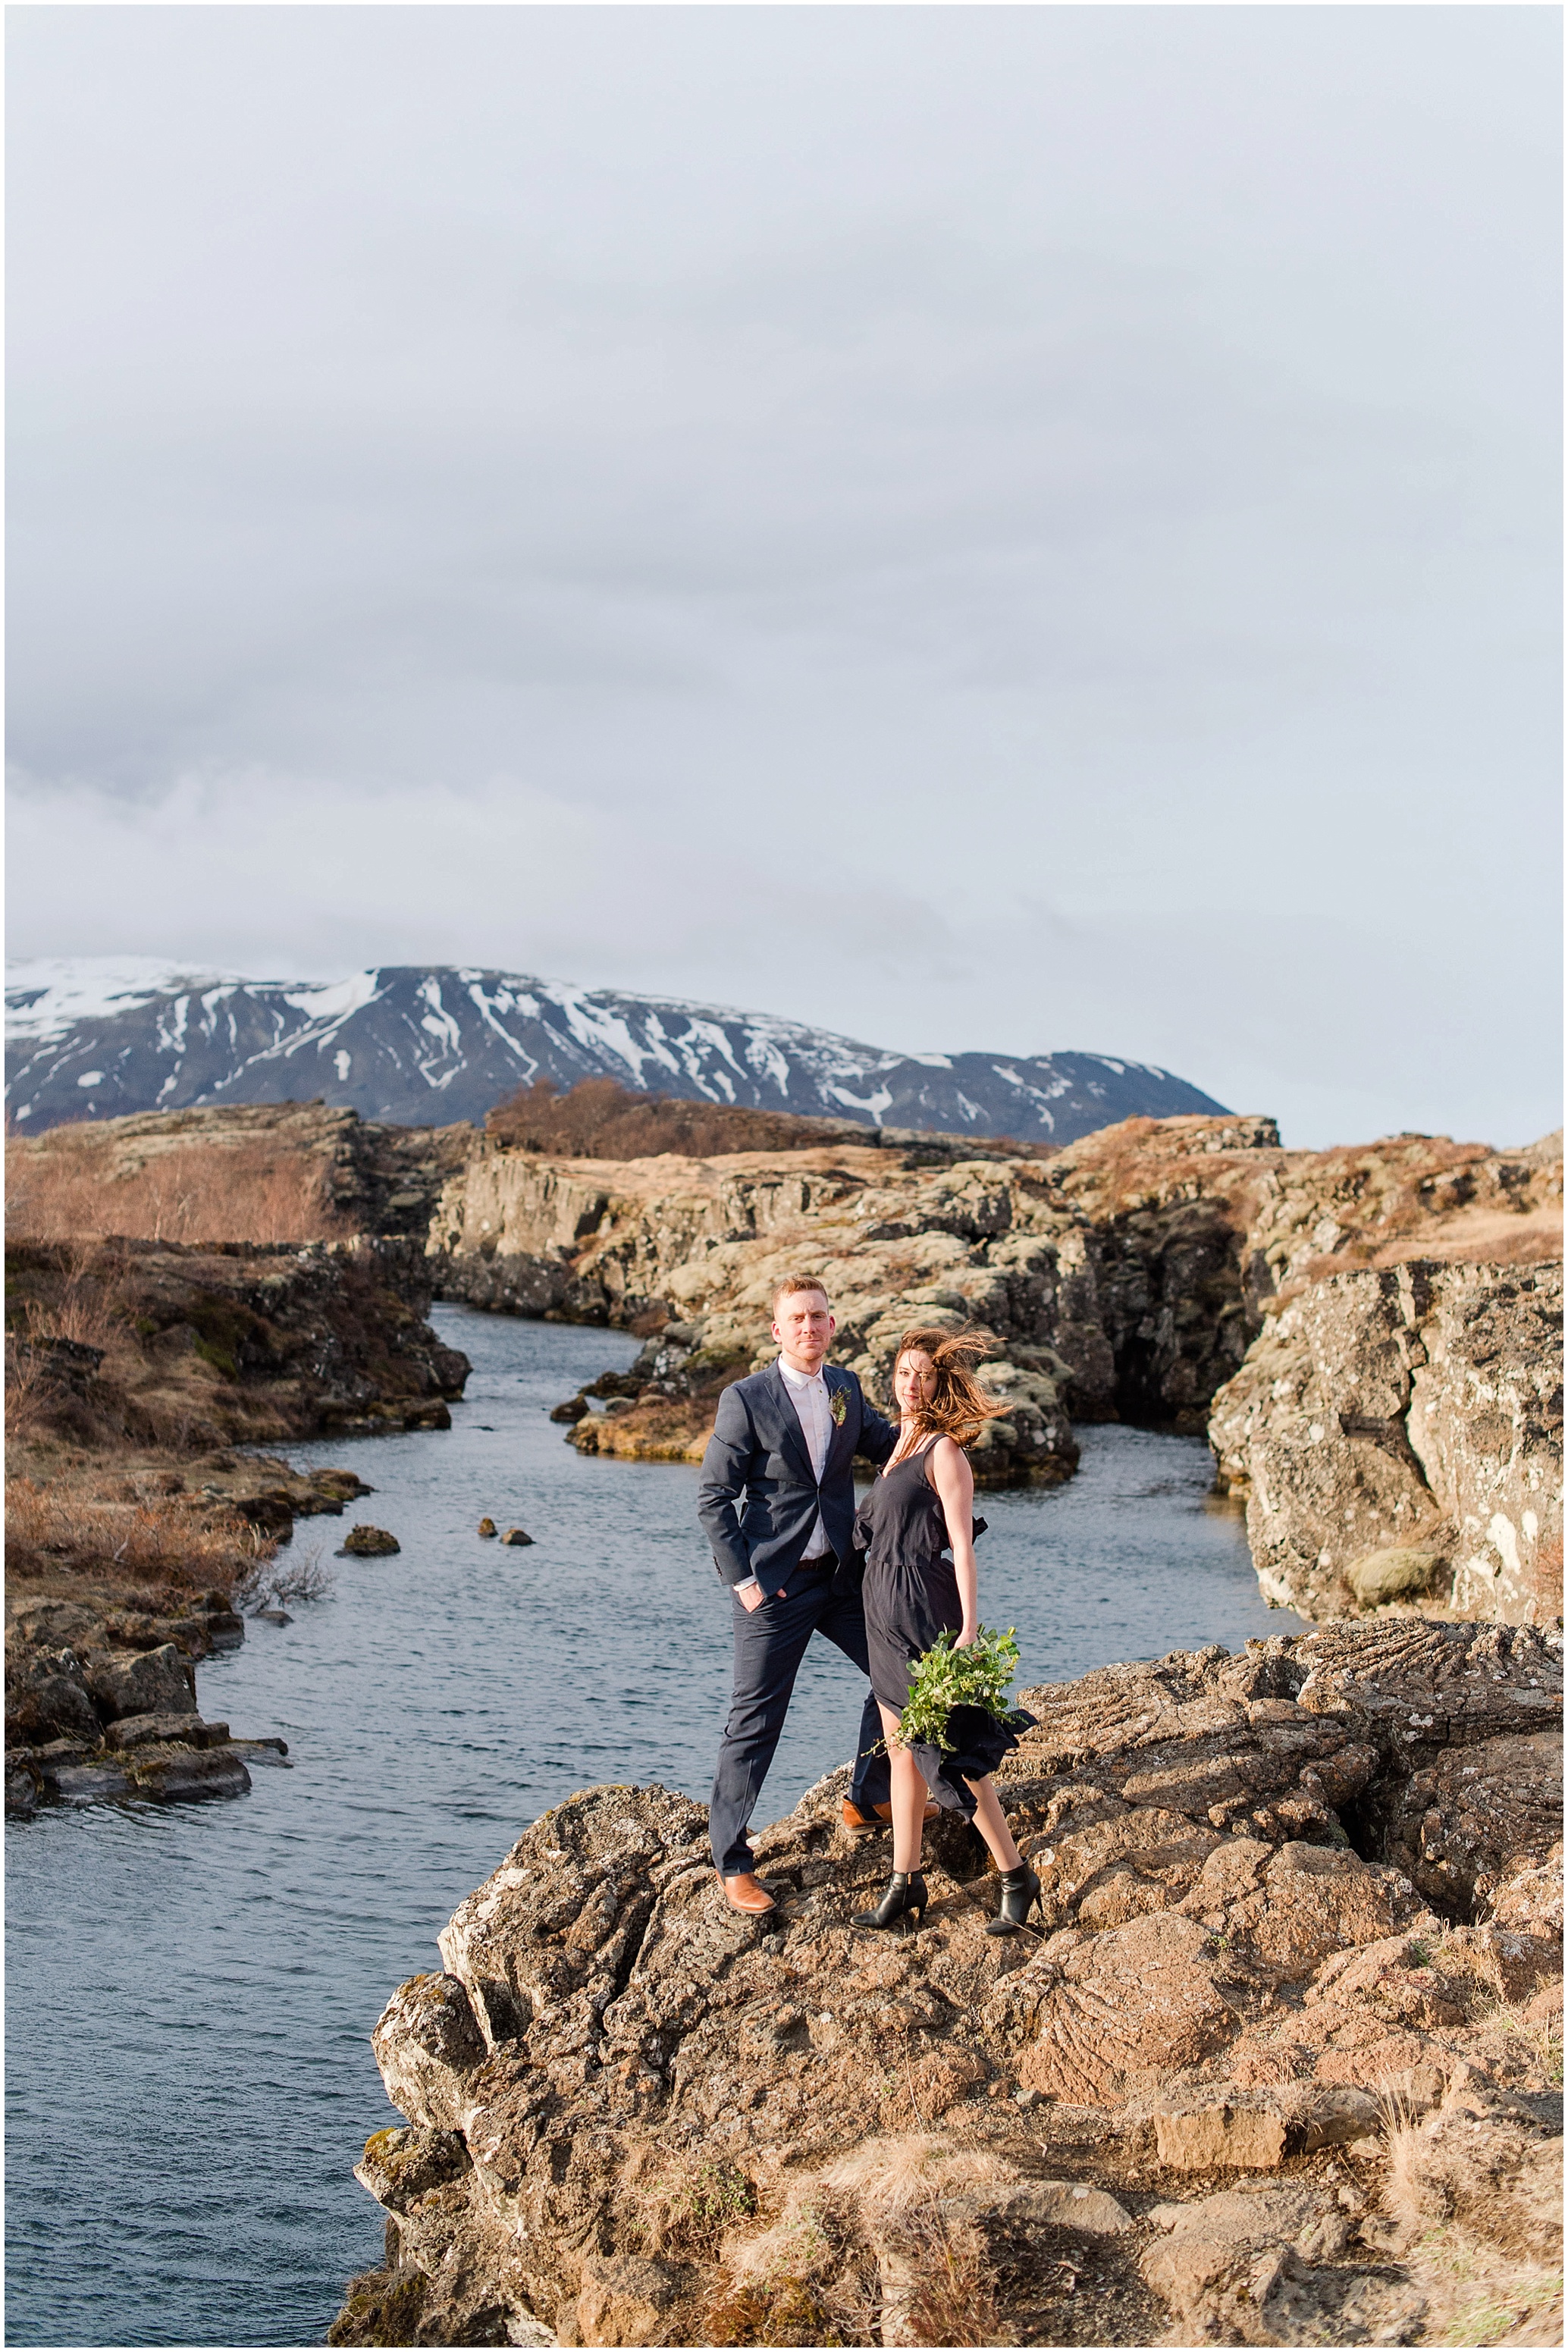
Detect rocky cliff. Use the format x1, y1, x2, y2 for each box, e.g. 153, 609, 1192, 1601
429, 1116, 1562, 1609
1211, 1261, 1563, 1626
7, 1230, 470, 1455
5, 1228, 471, 1813
6, 1096, 472, 1241
333, 1620, 1563, 2350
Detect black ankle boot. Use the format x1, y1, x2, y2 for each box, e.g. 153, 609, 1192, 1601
852, 1870, 928, 1931
985, 1863, 1041, 1937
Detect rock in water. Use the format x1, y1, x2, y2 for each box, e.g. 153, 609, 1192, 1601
477, 1517, 497, 1538
500, 1526, 534, 1548
340, 1526, 401, 1557
129, 1745, 252, 1803
3, 1650, 102, 1747
103, 1713, 230, 1750
83, 1642, 196, 1723
332, 1624, 1563, 2350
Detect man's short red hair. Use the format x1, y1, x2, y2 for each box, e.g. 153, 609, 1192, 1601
771, 1275, 831, 1317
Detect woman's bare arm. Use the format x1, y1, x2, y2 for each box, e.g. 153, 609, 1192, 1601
929, 1438, 979, 1645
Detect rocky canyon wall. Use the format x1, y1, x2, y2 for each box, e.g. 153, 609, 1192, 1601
428, 1116, 1561, 1619
1211, 1261, 1562, 1625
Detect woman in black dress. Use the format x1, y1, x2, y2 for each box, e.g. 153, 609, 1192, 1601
852, 1326, 1040, 1937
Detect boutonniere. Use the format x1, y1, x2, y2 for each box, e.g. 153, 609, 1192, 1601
829, 1386, 848, 1428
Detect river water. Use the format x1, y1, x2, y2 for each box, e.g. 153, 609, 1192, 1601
6, 1305, 1303, 2349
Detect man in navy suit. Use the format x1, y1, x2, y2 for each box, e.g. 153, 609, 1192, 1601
698, 1274, 905, 1915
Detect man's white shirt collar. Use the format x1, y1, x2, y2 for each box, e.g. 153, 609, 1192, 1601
778, 1359, 826, 1386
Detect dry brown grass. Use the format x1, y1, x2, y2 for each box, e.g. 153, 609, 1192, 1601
488, 1076, 1046, 1163
6, 1132, 343, 1244
4, 1242, 132, 1441
820, 2135, 1018, 2219
704, 2188, 877, 2346
888, 2205, 1003, 2349
5, 1476, 272, 1600
697, 2139, 1017, 2348
489, 1077, 861, 1159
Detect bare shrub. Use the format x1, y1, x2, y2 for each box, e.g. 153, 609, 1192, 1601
488, 1077, 855, 1160
234, 1543, 335, 1613
487, 1077, 1044, 1163
8, 1239, 127, 1353
7, 1134, 343, 1245
272, 1545, 335, 1606
3, 1339, 54, 1444
5, 1243, 134, 1442
5, 1479, 272, 1598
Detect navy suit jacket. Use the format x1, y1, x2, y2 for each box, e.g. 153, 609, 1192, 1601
697, 1360, 898, 1593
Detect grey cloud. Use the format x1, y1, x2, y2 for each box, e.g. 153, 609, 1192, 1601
5, 5, 1560, 1146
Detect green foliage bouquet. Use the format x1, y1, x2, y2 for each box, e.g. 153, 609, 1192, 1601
895, 1625, 1021, 1753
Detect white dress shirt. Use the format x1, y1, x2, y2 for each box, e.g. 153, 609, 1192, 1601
778, 1358, 833, 1559
734, 1357, 834, 1599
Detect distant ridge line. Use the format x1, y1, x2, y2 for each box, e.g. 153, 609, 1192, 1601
5, 958, 1230, 1143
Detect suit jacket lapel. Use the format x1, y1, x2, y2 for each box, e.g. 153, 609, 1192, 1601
768, 1363, 816, 1485
822, 1369, 855, 1478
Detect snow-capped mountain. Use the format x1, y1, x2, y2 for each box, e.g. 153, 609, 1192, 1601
5, 959, 1229, 1140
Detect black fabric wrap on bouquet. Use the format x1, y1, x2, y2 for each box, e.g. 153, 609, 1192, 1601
908, 1702, 1037, 1817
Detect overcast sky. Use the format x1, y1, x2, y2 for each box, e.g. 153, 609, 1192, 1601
7, 5, 1561, 1147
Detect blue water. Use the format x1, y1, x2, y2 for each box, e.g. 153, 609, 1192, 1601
5, 1305, 1302, 2348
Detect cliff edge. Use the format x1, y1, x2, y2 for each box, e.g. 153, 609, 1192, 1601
334, 1620, 1563, 2348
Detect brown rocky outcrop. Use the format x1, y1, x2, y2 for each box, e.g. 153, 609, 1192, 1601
3, 1588, 284, 1818
425, 1116, 1561, 1601
6, 1224, 456, 1808
1210, 1260, 1563, 1623
333, 1623, 1562, 2348
13, 1102, 1557, 1613
425, 1116, 1300, 1444
6, 1097, 472, 1242
7, 1231, 470, 1455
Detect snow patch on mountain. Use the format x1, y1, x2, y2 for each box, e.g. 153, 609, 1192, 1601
5, 959, 1231, 1141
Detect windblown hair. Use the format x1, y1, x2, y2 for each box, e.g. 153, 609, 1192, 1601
892, 1326, 1009, 1449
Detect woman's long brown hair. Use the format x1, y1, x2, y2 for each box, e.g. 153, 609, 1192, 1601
892, 1326, 1009, 1449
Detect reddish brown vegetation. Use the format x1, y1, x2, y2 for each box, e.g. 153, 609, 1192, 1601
487, 1077, 863, 1159
5, 1131, 344, 1245
5, 1477, 271, 1604
486, 1077, 1048, 1162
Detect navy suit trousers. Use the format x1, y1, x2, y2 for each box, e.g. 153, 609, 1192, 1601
709, 1568, 890, 1876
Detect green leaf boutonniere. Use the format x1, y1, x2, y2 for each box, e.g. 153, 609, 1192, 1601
828, 1386, 848, 1427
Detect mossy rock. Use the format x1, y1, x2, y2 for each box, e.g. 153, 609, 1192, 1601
1347, 1545, 1447, 1606
340, 1526, 401, 1557
327, 2269, 428, 2347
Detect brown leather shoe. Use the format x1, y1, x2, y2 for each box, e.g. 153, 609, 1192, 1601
841, 1798, 939, 1835
718, 1871, 777, 1917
